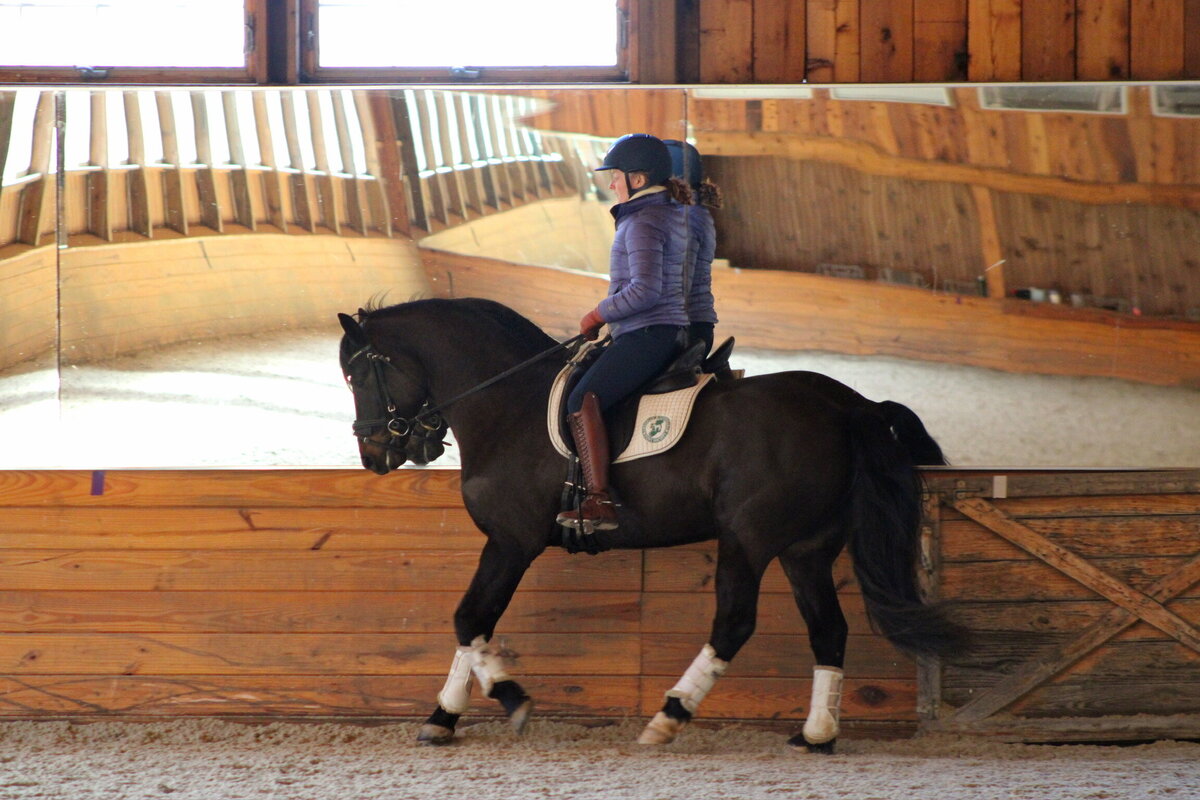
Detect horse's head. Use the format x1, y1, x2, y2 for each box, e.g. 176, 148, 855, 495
338, 312, 448, 474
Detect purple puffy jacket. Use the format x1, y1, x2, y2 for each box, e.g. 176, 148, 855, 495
596, 188, 689, 338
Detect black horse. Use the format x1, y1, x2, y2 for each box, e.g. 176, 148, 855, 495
338, 297, 966, 751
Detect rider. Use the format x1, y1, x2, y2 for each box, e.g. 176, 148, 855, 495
557, 133, 692, 534
664, 139, 722, 356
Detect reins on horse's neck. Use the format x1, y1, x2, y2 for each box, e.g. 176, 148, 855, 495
411, 333, 587, 423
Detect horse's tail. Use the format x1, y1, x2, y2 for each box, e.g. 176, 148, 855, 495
844, 405, 969, 659
876, 399, 948, 466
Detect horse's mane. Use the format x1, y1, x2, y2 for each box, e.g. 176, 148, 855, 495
361, 297, 557, 354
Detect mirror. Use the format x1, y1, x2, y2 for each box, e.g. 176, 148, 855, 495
0, 84, 1196, 469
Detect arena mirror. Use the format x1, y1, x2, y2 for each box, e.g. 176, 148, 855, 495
0, 83, 1196, 469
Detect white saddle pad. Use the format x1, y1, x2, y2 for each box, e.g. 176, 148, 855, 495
547, 364, 713, 464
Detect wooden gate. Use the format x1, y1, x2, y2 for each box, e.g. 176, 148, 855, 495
918, 469, 1200, 742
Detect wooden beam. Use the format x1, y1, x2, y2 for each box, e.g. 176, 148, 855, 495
306, 91, 341, 234
154, 92, 188, 236
86, 92, 112, 241
433, 91, 469, 219
190, 92, 223, 233
121, 92, 152, 238
330, 89, 367, 235
695, 131, 1200, 211
355, 90, 396, 237
221, 91, 256, 231
0, 91, 15, 187
279, 90, 314, 232
251, 91, 287, 233
16, 91, 55, 247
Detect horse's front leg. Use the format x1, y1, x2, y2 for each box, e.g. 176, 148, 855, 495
638, 537, 765, 745
418, 538, 535, 745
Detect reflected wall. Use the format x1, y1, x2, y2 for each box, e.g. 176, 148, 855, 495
0, 84, 1197, 468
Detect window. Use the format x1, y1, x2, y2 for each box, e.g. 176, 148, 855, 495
830, 86, 952, 106
301, 0, 627, 82
0, 0, 261, 82
979, 85, 1126, 115
1152, 84, 1200, 117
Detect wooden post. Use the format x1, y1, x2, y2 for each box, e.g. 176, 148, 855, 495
306, 91, 341, 234
122, 91, 152, 238
190, 92, 224, 233
279, 90, 314, 232
155, 91, 189, 236
87, 91, 112, 241
330, 89, 367, 235
222, 91, 256, 231
355, 90, 396, 237
251, 91, 288, 233
17, 91, 55, 247
971, 184, 1006, 298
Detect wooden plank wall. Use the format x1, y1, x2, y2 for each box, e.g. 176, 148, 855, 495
0, 468, 914, 729
690, 86, 1200, 318
919, 469, 1200, 741
684, 0, 1200, 82
419, 249, 1200, 388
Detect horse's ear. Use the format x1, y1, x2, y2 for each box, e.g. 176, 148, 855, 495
338, 312, 367, 343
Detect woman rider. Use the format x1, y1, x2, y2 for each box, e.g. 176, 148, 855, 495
556, 133, 692, 534
664, 139, 722, 356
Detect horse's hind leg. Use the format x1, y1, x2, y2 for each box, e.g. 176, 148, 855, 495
778, 539, 849, 754
638, 537, 767, 745
418, 539, 535, 745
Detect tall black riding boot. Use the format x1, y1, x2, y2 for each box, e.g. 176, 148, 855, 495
555, 392, 619, 533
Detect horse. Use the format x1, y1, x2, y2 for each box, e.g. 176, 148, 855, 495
337, 297, 967, 752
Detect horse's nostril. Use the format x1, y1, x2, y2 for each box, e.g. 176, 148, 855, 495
361, 455, 374, 470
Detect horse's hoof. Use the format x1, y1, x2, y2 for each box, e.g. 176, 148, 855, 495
787, 732, 837, 754
416, 724, 456, 746
509, 698, 534, 735
637, 711, 684, 745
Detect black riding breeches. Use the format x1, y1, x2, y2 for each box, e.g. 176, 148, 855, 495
567, 325, 684, 414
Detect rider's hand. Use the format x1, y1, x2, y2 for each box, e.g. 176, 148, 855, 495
580, 308, 605, 341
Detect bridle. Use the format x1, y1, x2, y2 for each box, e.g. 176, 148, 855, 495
345, 343, 446, 457
344, 332, 588, 458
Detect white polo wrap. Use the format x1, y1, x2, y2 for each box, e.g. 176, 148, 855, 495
436, 644, 475, 714
468, 635, 511, 697
664, 643, 728, 714
802, 665, 844, 744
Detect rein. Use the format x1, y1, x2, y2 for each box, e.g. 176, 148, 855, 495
348, 332, 587, 450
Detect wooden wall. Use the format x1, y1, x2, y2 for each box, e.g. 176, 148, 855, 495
420, 250, 1200, 388
919, 469, 1200, 742
678, 0, 1200, 83
689, 86, 1200, 318
0, 468, 913, 731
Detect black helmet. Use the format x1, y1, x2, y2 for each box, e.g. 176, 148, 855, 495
595, 133, 672, 185
664, 139, 704, 189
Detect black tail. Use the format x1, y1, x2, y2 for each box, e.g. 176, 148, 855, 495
844, 406, 969, 659
877, 400, 947, 466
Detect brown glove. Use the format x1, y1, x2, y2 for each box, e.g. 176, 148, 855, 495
579, 308, 606, 340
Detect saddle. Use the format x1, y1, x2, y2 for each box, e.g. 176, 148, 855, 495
547, 335, 737, 464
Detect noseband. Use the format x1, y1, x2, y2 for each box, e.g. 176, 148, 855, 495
346, 344, 447, 455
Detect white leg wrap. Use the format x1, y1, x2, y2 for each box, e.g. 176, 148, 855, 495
468, 635, 511, 697
802, 666, 844, 745
436, 644, 475, 715
664, 644, 728, 714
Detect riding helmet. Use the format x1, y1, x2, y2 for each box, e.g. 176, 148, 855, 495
594, 133, 672, 185
664, 139, 704, 190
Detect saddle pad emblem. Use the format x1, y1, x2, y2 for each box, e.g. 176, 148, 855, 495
642, 416, 670, 443
547, 365, 713, 464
